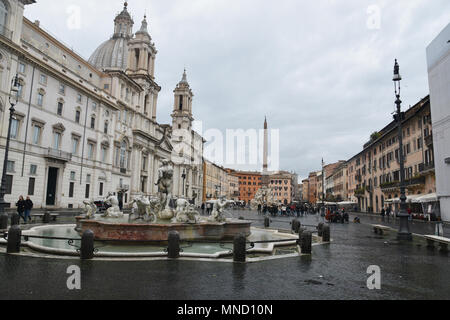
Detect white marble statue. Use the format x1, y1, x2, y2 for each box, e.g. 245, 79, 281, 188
208, 197, 235, 223
251, 186, 276, 210
83, 200, 97, 219
172, 198, 199, 223
102, 193, 124, 218
130, 196, 157, 222
155, 159, 175, 220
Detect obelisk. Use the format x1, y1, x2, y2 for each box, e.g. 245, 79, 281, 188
262, 117, 269, 186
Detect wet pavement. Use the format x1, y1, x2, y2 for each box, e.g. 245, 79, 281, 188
0, 210, 448, 300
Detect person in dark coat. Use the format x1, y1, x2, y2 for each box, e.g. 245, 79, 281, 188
24, 196, 34, 223
16, 196, 26, 223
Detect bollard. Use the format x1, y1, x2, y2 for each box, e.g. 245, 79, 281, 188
300, 231, 312, 255
264, 217, 270, 228
233, 234, 247, 263
0, 214, 8, 230
298, 227, 306, 239
168, 231, 180, 259
317, 222, 324, 237
43, 212, 51, 224
7, 225, 22, 254
80, 229, 95, 260
292, 219, 301, 234
11, 213, 20, 226
322, 225, 331, 242
239, 217, 245, 220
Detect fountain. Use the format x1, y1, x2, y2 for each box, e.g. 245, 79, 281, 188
75, 160, 251, 242
11, 160, 310, 260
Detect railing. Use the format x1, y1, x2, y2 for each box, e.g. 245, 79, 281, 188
46, 148, 72, 161
419, 162, 435, 173
425, 134, 433, 147
0, 24, 13, 41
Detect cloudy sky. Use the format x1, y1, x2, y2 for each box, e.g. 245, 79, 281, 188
24, 0, 450, 180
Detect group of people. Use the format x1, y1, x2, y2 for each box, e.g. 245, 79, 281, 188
257, 203, 312, 218
15, 196, 34, 224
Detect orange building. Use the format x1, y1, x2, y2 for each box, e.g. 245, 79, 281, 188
234, 171, 262, 205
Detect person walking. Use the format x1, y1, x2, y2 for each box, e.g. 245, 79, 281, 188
24, 196, 34, 224
16, 196, 26, 223
381, 208, 386, 222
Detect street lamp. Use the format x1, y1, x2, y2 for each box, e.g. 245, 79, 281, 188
0, 74, 20, 229
181, 168, 186, 197
393, 59, 412, 241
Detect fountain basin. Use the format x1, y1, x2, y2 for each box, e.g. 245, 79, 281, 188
75, 215, 251, 241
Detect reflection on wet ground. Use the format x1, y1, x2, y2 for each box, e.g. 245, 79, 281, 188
0, 210, 448, 300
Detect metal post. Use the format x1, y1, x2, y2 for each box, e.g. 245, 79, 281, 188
317, 222, 324, 237
300, 230, 312, 255
393, 60, 412, 241
80, 229, 95, 260
322, 225, 331, 242
233, 234, 246, 263
168, 231, 180, 259
7, 225, 21, 254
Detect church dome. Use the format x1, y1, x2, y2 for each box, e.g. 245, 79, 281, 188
88, 2, 133, 71
88, 37, 129, 70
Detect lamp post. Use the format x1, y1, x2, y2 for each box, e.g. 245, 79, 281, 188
0, 74, 20, 229
393, 59, 412, 241
181, 168, 186, 197
322, 158, 325, 214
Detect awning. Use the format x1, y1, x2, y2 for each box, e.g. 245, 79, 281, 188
385, 194, 422, 204
337, 201, 358, 206
413, 193, 438, 203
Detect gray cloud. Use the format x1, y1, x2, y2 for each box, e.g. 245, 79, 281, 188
25, 0, 450, 179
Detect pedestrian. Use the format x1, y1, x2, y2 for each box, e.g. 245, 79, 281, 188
201, 203, 205, 215
16, 196, 26, 223
257, 204, 262, 215
24, 196, 34, 224
381, 208, 386, 221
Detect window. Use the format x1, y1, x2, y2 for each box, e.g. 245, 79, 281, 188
59, 83, 65, 94
5, 175, 13, 195
87, 143, 95, 160
10, 119, 19, 139
17, 81, 24, 98
120, 141, 128, 168
104, 121, 108, 134
142, 156, 147, 171
57, 102, 63, 116
92, 102, 97, 110
37, 91, 44, 106
70, 171, 76, 181
86, 174, 91, 183
53, 132, 61, 149
39, 74, 47, 85
85, 184, 90, 199
28, 178, 36, 196
72, 137, 79, 155
99, 182, 104, 197
18, 62, 26, 74
104, 84, 109, 90
30, 165, 37, 175
101, 146, 108, 162
75, 110, 81, 123
6, 161, 15, 173
90, 116, 96, 129
32, 125, 41, 145
69, 182, 74, 198
77, 94, 82, 103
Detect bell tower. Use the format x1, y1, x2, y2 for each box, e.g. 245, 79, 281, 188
171, 69, 194, 131
126, 14, 157, 78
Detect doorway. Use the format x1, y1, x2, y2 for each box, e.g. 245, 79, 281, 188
46, 167, 59, 206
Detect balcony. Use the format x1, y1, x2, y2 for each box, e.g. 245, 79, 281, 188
419, 162, 435, 174
381, 176, 426, 191
45, 148, 72, 162
425, 134, 433, 147
0, 25, 13, 41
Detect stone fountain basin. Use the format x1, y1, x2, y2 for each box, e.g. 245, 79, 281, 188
75, 215, 251, 241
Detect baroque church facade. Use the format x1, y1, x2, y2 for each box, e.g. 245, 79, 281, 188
0, 1, 204, 209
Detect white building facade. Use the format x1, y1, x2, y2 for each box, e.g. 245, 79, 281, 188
0, 1, 203, 209
427, 23, 450, 222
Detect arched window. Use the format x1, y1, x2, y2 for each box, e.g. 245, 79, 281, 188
0, 1, 8, 29
120, 140, 127, 169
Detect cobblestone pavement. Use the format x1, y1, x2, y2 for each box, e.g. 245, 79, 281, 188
0, 210, 448, 300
